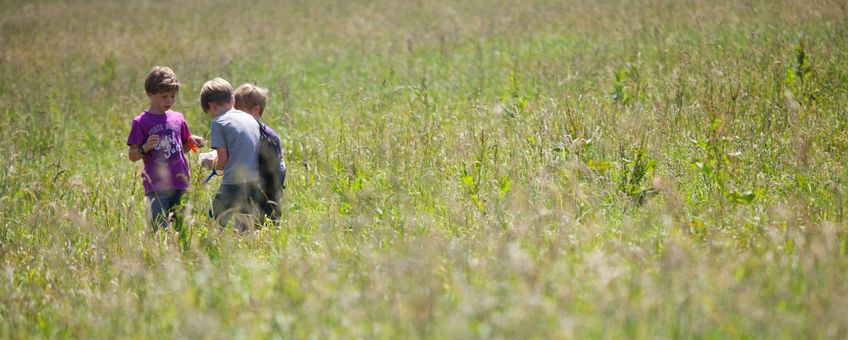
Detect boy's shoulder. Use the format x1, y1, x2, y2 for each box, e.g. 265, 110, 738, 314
131, 111, 148, 121
132, 111, 188, 129
214, 109, 253, 124
166, 110, 186, 120
264, 124, 281, 140
133, 109, 185, 118
225, 109, 251, 120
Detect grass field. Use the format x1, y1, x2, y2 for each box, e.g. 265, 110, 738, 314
1, 0, 848, 338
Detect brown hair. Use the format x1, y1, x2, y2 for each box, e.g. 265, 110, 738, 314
144, 66, 180, 94
199, 78, 233, 112
234, 83, 269, 114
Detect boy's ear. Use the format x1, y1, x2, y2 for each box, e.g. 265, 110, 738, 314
251, 105, 262, 116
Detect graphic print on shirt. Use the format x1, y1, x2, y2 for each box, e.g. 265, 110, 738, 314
148, 122, 183, 163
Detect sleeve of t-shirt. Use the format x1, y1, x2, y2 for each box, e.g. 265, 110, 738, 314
210, 120, 225, 149
180, 119, 191, 144
127, 119, 145, 146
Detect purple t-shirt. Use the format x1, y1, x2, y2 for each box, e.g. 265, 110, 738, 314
264, 125, 282, 156
126, 110, 192, 193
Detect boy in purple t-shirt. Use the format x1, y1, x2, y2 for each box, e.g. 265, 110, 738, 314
127, 66, 204, 229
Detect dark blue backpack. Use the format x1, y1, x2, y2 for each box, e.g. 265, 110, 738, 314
252, 116, 285, 219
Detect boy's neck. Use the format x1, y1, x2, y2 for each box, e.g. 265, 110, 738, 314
147, 107, 168, 115
213, 104, 234, 117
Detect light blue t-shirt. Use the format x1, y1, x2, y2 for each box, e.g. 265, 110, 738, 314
210, 108, 261, 184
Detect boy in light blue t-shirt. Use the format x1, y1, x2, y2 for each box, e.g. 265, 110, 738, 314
199, 78, 263, 230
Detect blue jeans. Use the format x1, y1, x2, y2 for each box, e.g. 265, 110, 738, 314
146, 190, 186, 229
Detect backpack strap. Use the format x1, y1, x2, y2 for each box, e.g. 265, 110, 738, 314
251, 115, 268, 137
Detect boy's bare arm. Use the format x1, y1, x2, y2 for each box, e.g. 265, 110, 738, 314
128, 135, 160, 161
215, 147, 228, 170
128, 145, 143, 161
184, 135, 205, 153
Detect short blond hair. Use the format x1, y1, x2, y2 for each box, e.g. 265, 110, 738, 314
234, 83, 269, 114
144, 66, 180, 94
199, 78, 233, 112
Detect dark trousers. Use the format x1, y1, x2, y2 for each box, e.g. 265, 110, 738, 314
211, 182, 264, 231
146, 190, 186, 230
259, 191, 281, 221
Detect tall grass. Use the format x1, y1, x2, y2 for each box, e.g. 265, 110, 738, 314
1, 0, 847, 337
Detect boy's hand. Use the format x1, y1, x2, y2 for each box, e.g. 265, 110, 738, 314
143, 135, 160, 153
189, 135, 205, 148
199, 151, 218, 170
200, 156, 217, 170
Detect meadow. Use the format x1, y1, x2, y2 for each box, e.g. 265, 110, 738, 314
1, 0, 847, 338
